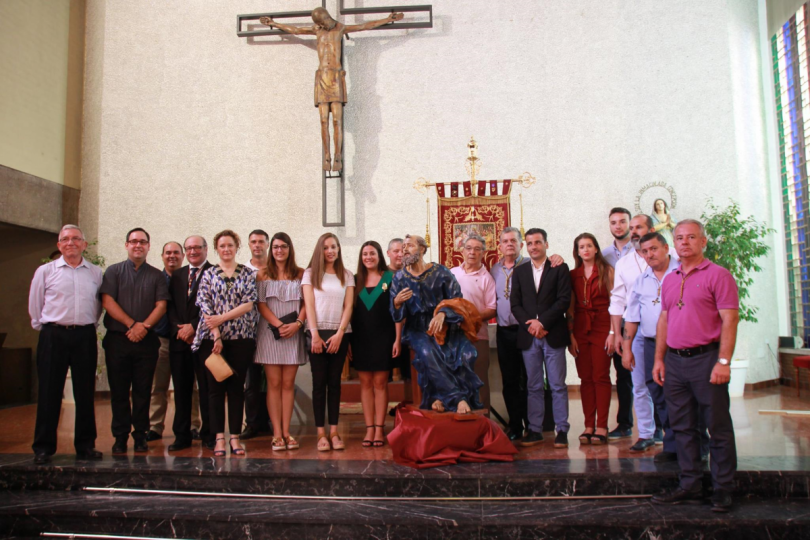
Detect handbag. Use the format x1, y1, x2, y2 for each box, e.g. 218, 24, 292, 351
270, 312, 300, 340
205, 352, 234, 382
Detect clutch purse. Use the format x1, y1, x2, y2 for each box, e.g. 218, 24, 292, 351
205, 352, 234, 382
270, 312, 300, 340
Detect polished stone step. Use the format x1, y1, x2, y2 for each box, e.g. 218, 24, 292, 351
0, 454, 808, 499
0, 490, 807, 539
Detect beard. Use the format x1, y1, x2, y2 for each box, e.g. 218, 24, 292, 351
612, 230, 629, 241
630, 236, 641, 250
402, 252, 421, 266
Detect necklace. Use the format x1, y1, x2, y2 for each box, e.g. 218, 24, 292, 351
677, 272, 689, 309
633, 251, 643, 273
581, 275, 590, 305
501, 255, 522, 299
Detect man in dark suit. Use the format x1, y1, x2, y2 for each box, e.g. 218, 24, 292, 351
167, 235, 213, 451
510, 228, 572, 448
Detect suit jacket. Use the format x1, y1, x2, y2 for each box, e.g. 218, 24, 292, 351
167, 261, 212, 352
509, 258, 572, 350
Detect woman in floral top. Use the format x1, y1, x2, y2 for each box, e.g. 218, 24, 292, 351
193, 230, 257, 456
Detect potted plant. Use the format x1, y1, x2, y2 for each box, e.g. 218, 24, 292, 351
701, 200, 773, 397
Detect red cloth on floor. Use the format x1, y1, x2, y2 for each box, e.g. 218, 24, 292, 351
388, 405, 518, 469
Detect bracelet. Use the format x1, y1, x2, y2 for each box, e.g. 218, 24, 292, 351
128, 322, 136, 330
608, 330, 615, 335
215, 337, 222, 342
296, 319, 304, 328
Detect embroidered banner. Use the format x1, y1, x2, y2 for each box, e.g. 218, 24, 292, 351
437, 181, 512, 270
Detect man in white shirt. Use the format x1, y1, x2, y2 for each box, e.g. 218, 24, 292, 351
28, 224, 104, 464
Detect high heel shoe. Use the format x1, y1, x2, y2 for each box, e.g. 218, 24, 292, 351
362, 426, 374, 448
373, 424, 385, 448
229, 437, 245, 456
579, 432, 593, 444
213, 437, 226, 457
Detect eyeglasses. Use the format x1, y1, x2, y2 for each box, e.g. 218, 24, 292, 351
58, 236, 84, 244
127, 240, 149, 246
464, 246, 484, 252
272, 245, 290, 250
185, 246, 204, 251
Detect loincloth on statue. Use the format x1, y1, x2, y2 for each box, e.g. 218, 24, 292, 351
314, 68, 347, 107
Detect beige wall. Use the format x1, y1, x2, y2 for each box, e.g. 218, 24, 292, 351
0, 0, 83, 189
81, 0, 783, 385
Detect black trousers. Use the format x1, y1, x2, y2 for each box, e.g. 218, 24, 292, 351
33, 324, 98, 455
244, 363, 270, 431
103, 331, 160, 439
199, 338, 255, 435
309, 330, 349, 428
496, 325, 528, 434
612, 352, 634, 428
170, 344, 208, 445
664, 349, 736, 492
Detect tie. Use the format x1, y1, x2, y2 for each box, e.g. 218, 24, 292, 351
188, 267, 199, 296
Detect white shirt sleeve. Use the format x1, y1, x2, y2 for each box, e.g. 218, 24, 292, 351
608, 257, 627, 317
28, 264, 48, 330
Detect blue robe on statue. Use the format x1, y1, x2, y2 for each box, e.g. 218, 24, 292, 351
390, 264, 483, 411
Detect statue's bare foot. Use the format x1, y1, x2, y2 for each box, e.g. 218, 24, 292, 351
457, 400, 471, 414
332, 154, 343, 172
323, 155, 331, 171
431, 400, 445, 412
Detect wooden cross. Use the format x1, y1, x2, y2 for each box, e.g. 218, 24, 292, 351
237, 1, 433, 227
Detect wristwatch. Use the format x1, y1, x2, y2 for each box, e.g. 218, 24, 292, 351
717, 358, 730, 366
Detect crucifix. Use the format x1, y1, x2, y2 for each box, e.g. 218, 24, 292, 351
237, 1, 433, 226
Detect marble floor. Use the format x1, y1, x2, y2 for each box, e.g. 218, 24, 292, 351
0, 385, 807, 461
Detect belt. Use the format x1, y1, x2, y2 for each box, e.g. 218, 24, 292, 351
498, 325, 520, 331
45, 323, 94, 330
668, 342, 719, 357
644, 337, 656, 343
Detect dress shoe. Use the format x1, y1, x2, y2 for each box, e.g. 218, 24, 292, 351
112, 437, 128, 454
711, 490, 733, 513
629, 438, 656, 453
701, 453, 710, 463
508, 429, 523, 441
519, 430, 544, 447
653, 428, 664, 445
608, 426, 633, 440
168, 440, 191, 452
190, 428, 200, 441
203, 438, 217, 450
146, 430, 162, 442
34, 453, 51, 465
553, 431, 568, 448
652, 487, 704, 506
133, 438, 148, 453
654, 451, 678, 463
75, 449, 103, 460
239, 426, 260, 440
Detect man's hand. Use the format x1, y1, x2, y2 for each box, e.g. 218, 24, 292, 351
710, 363, 731, 385
390, 12, 404, 22
652, 359, 665, 386
259, 16, 275, 27
428, 312, 446, 335
177, 323, 194, 342
126, 322, 148, 343
527, 319, 546, 339
622, 347, 635, 371
549, 254, 565, 267
393, 287, 413, 309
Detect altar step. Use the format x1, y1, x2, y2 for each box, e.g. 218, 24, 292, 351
0, 490, 807, 539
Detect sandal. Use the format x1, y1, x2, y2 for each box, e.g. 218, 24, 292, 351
271, 437, 286, 451
362, 426, 374, 448
317, 436, 331, 452
591, 434, 607, 446
373, 424, 385, 448
330, 434, 345, 451
285, 435, 299, 450
579, 432, 593, 444
213, 437, 226, 457
229, 437, 245, 456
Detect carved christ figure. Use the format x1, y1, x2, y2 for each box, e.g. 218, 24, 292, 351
260, 8, 404, 171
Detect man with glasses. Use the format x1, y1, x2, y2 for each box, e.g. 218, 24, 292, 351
100, 228, 170, 454
450, 235, 497, 412
28, 224, 104, 464
167, 235, 213, 450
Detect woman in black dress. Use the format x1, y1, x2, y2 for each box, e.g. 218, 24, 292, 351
351, 241, 402, 447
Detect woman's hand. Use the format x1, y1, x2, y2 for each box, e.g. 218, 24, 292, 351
204, 314, 226, 329
212, 337, 223, 355
278, 323, 299, 339
568, 335, 579, 358
325, 330, 344, 354
310, 332, 325, 354
605, 334, 616, 356
392, 339, 401, 358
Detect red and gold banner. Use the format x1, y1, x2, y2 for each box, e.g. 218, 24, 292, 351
437, 181, 512, 270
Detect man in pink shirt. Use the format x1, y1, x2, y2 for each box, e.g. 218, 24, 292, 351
652, 219, 740, 513
451, 235, 497, 411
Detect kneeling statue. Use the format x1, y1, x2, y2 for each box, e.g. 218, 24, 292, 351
390, 234, 483, 413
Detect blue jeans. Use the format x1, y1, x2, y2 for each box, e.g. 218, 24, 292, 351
631, 335, 655, 439
522, 337, 569, 433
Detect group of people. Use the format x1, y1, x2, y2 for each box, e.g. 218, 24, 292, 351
29, 201, 739, 511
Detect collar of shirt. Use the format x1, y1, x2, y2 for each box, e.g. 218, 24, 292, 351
675, 257, 711, 277
642, 255, 680, 281
460, 262, 487, 275
530, 257, 547, 270
55, 256, 91, 269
